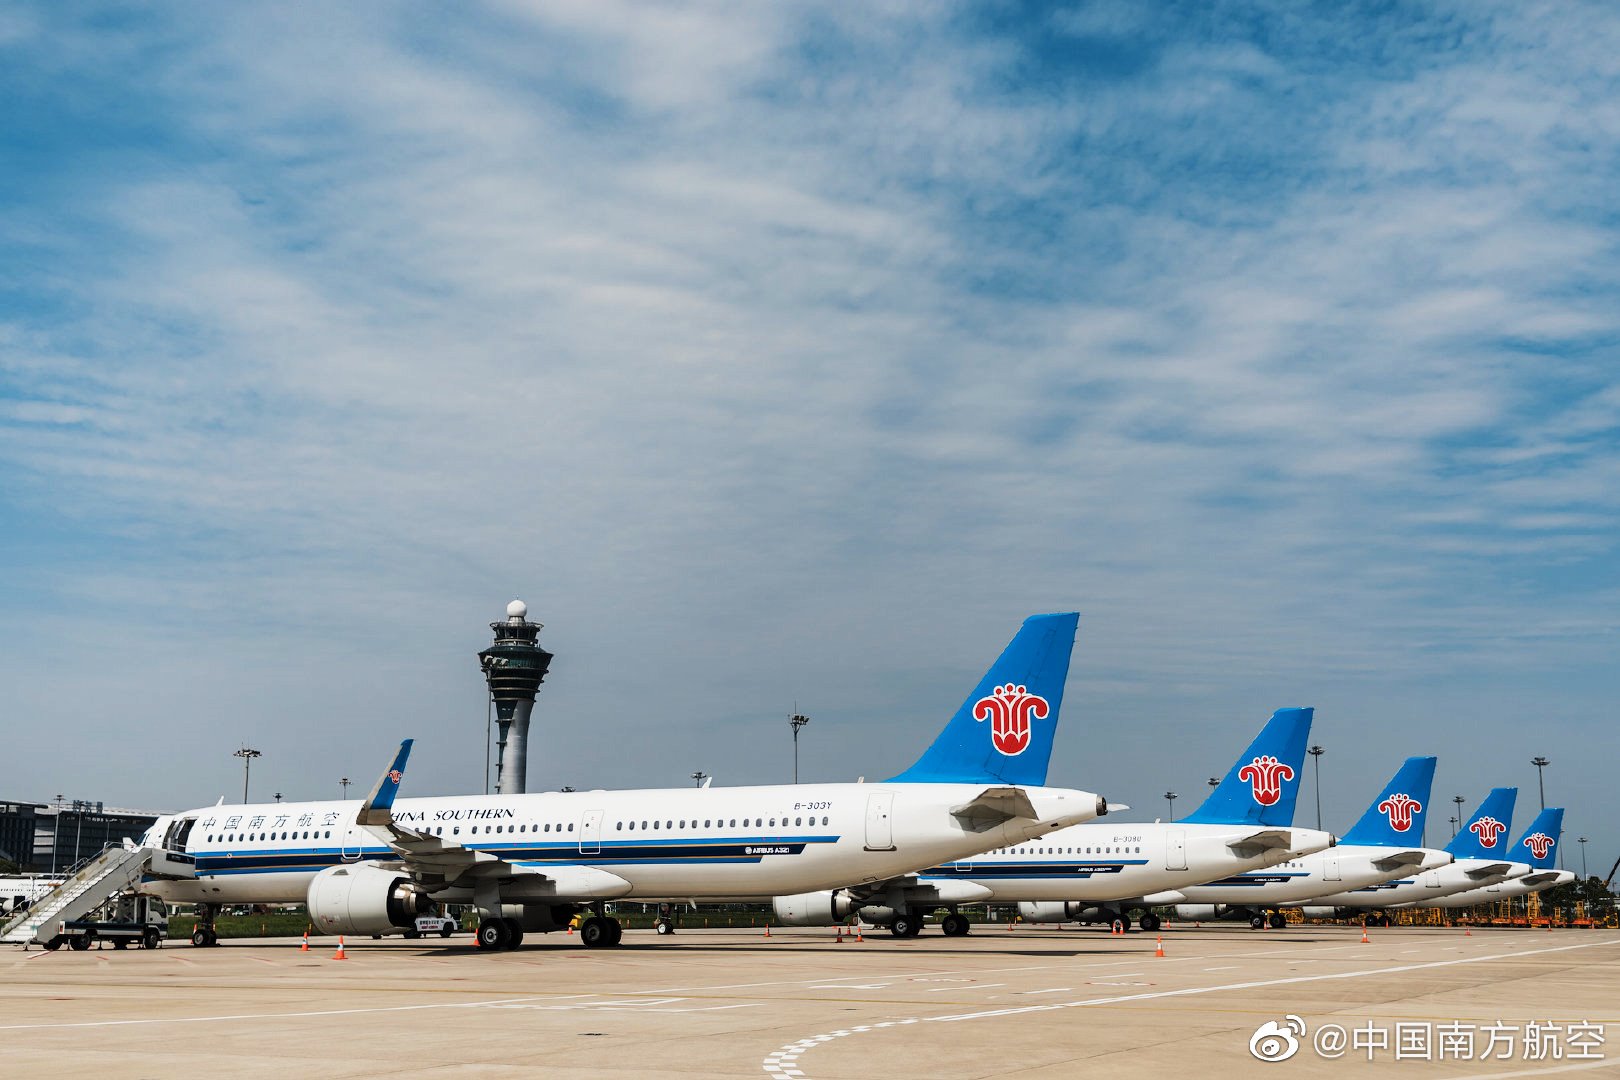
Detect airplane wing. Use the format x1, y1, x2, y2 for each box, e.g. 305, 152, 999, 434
352, 740, 630, 899
1369, 850, 1429, 872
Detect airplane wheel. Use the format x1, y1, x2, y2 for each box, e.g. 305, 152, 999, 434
192, 928, 207, 947
1250, 915, 1266, 930
1269, 913, 1287, 929
477, 919, 510, 950
889, 913, 919, 938
655, 920, 674, 935
941, 913, 970, 937
503, 918, 525, 949
1116, 913, 1133, 933
580, 916, 613, 948
605, 918, 623, 946
1139, 913, 1161, 933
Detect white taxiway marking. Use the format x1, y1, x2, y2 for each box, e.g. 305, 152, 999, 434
1203, 965, 1237, 971
1014, 988, 1073, 995
760, 937, 1620, 1079
925, 983, 1003, 992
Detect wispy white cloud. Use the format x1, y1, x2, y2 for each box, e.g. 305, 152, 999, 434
0, 2, 1616, 865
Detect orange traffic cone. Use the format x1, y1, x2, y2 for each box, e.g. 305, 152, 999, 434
333, 936, 348, 960
764, 924, 771, 938
835, 925, 844, 943
473, 925, 481, 948
1465, 928, 1472, 937
300, 929, 310, 953
855, 923, 864, 942
1361, 926, 1370, 944
1155, 935, 1165, 958
567, 922, 574, 936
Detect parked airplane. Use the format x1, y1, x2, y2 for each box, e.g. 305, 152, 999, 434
1169, 756, 1452, 928
1299, 787, 1531, 925
792, 706, 1335, 936
140, 613, 1109, 950
1396, 807, 1571, 909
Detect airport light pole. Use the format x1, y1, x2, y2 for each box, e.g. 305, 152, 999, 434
50, 793, 64, 876
339, 777, 351, 799
692, 771, 708, 788
1449, 815, 1458, 836
1208, 777, 1220, 789
790, 714, 810, 784
1308, 745, 1325, 831
1579, 837, 1589, 879
1452, 795, 1465, 834
1164, 792, 1177, 821
1531, 756, 1549, 810
273, 792, 283, 803
234, 747, 262, 803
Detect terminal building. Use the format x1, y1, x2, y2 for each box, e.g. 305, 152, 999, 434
0, 798, 161, 874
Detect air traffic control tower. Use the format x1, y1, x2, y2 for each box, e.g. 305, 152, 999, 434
479, 600, 554, 795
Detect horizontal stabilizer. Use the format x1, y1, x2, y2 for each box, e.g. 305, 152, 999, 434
1464, 862, 1512, 879
1370, 850, 1429, 872
1226, 829, 1293, 856
950, 786, 1037, 830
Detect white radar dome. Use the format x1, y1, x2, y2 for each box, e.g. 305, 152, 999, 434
506, 599, 528, 619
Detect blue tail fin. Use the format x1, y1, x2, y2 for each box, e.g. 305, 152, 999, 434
1512, 807, 1564, 870
1180, 707, 1312, 826
1339, 757, 1437, 846
1445, 788, 1517, 859
886, 613, 1078, 786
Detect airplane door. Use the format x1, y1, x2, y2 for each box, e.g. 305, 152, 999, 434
341, 823, 362, 862
1166, 829, 1187, 871
579, 810, 603, 855
1324, 856, 1340, 882
864, 794, 895, 851
1422, 869, 1443, 889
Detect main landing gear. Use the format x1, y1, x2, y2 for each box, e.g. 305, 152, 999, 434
191, 904, 221, 947
1249, 911, 1288, 930
580, 915, 623, 948
888, 912, 923, 938
941, 912, 971, 937
477, 917, 526, 950
1138, 912, 1161, 933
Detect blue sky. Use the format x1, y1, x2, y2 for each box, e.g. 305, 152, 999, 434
1, 2, 1616, 874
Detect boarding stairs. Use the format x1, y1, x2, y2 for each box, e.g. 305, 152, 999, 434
1, 844, 192, 946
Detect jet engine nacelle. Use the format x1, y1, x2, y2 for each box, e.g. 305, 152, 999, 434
307, 862, 431, 936
773, 890, 860, 927
1016, 901, 1092, 923
1172, 905, 1229, 922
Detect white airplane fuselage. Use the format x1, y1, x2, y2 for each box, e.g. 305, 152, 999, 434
1400, 869, 1574, 908
1303, 858, 1534, 909
141, 782, 1104, 907
1165, 843, 1453, 907
918, 822, 1337, 904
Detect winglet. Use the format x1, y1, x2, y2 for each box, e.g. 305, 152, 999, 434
356, 739, 413, 826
